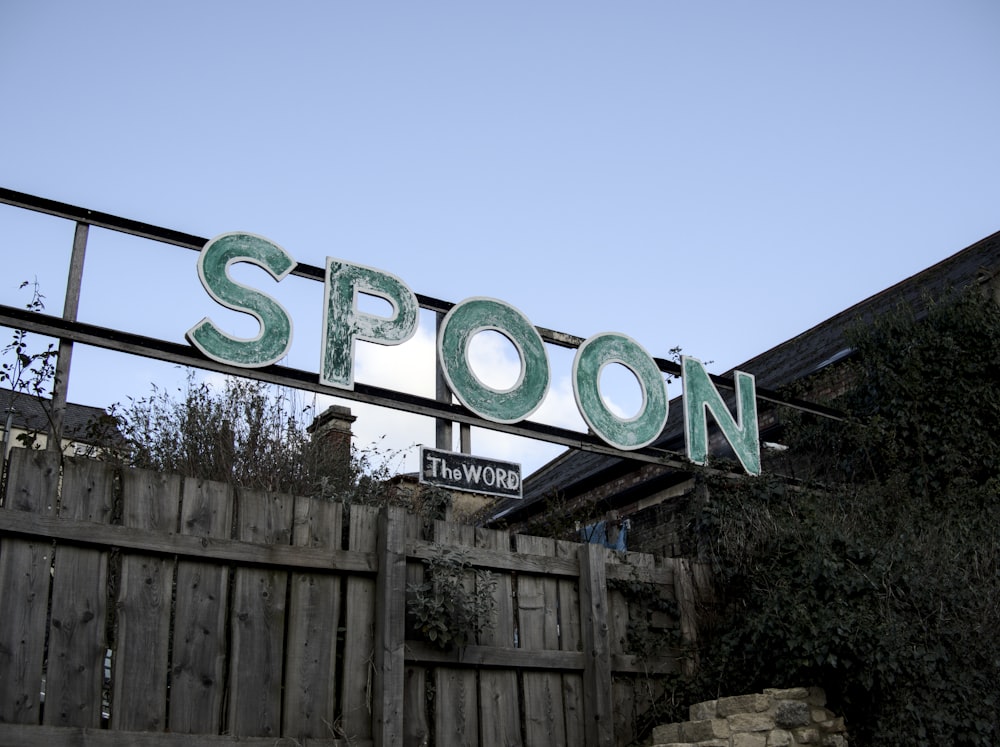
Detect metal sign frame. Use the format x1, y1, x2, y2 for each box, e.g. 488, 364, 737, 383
0, 187, 844, 473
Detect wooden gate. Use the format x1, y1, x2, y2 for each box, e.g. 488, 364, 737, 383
0, 448, 684, 746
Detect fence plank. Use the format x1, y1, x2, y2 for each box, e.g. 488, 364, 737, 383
579, 543, 613, 747
515, 534, 567, 747
434, 520, 479, 746
0, 448, 60, 724
607, 552, 652, 747
555, 539, 585, 747
43, 458, 115, 728
373, 506, 407, 747
283, 496, 344, 739
169, 478, 234, 734
340, 504, 380, 741
403, 513, 430, 747
227, 488, 293, 738
475, 526, 521, 747
111, 469, 181, 732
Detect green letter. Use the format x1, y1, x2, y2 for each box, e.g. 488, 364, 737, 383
322, 259, 419, 390
682, 356, 760, 475
572, 332, 668, 450
186, 233, 294, 367
439, 297, 549, 423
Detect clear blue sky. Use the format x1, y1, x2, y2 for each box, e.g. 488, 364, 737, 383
2, 1, 999, 474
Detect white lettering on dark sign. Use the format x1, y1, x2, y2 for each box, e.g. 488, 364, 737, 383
419, 447, 522, 499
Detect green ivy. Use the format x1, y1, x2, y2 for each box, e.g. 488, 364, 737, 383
407, 546, 497, 650
688, 289, 1000, 746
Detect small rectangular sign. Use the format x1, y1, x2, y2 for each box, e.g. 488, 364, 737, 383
419, 446, 523, 499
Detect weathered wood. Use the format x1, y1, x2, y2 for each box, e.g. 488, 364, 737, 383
668, 557, 701, 675
283, 496, 344, 739
606, 552, 634, 746
227, 488, 293, 737
0, 457, 684, 746
404, 641, 583, 670
408, 538, 578, 577
434, 667, 479, 747
611, 653, 678, 675
515, 534, 566, 746
169, 478, 233, 734
340, 504, 380, 741
475, 527, 521, 747
0, 448, 60, 724
403, 513, 430, 747
433, 520, 480, 746
44, 458, 114, 728
0, 509, 376, 573
111, 469, 181, 732
373, 506, 407, 747
555, 539, 585, 747
0, 722, 369, 746
579, 543, 614, 747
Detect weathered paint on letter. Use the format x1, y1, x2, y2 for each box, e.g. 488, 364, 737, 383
572, 332, 668, 450
438, 297, 549, 424
682, 356, 761, 476
321, 258, 419, 390
186, 232, 294, 368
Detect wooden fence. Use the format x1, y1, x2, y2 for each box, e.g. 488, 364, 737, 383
0, 449, 687, 747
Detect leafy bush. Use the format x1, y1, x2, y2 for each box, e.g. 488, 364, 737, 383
91, 371, 405, 505
1, 280, 57, 450
690, 289, 1000, 746
407, 546, 497, 649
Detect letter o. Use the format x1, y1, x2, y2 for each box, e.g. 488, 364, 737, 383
572, 332, 668, 450
438, 298, 549, 424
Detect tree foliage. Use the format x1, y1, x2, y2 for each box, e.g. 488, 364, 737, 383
94, 373, 401, 505
689, 288, 1000, 746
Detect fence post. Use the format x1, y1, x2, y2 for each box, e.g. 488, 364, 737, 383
373, 505, 407, 746
579, 542, 614, 747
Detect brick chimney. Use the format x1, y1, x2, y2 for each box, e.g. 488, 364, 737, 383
307, 404, 356, 466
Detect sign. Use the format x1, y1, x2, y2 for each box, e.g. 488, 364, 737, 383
419, 447, 523, 499
186, 233, 762, 476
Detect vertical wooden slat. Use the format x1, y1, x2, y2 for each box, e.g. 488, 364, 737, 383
340, 504, 380, 741
403, 513, 430, 747
0, 449, 60, 724
43, 457, 114, 728
111, 468, 181, 732
579, 542, 613, 747
555, 539, 585, 747
515, 534, 566, 746
373, 505, 407, 747
169, 478, 233, 734
227, 488, 293, 737
475, 526, 522, 747
283, 495, 344, 739
608, 552, 654, 747
434, 520, 479, 746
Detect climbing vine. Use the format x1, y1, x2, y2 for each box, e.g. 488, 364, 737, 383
688, 288, 1000, 746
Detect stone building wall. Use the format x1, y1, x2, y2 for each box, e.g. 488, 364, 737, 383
651, 687, 847, 747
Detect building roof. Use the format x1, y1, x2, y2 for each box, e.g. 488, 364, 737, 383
0, 388, 112, 444
492, 228, 1000, 525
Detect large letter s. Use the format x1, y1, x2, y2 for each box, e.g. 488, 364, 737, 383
186, 233, 294, 367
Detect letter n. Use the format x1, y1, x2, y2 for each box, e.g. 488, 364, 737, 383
682, 356, 761, 476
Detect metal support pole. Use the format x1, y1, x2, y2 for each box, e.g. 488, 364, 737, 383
47, 222, 89, 452
434, 311, 453, 450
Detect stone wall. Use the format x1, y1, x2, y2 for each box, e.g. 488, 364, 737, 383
650, 687, 848, 747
